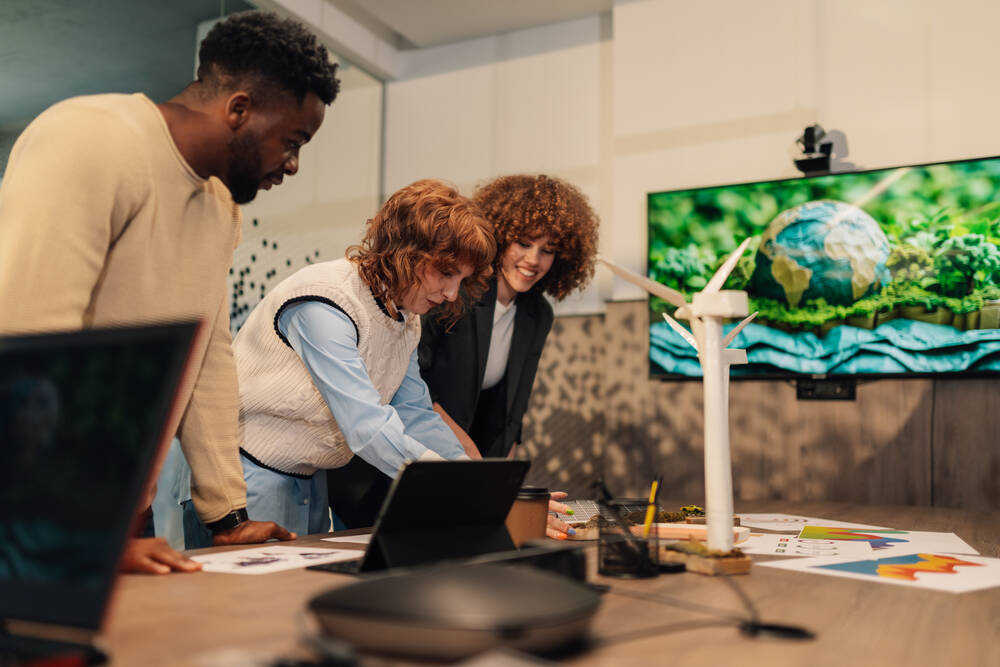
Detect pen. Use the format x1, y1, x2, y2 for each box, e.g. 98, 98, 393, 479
641, 479, 658, 539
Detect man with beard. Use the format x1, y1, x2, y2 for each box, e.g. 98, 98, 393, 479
0, 11, 340, 573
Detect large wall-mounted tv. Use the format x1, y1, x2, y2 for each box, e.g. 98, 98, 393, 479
647, 155, 1000, 380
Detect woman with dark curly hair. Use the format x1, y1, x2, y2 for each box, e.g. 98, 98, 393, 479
231, 179, 495, 536
419, 174, 600, 539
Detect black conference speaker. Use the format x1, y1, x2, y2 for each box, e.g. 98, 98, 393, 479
308, 562, 601, 660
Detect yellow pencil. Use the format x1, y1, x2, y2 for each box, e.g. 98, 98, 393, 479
641, 480, 659, 539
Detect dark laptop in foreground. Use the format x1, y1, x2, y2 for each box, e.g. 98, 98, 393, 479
310, 459, 530, 574
0, 323, 198, 665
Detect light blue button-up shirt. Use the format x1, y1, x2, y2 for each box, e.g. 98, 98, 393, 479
277, 300, 466, 478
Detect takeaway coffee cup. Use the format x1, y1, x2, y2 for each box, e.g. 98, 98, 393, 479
505, 486, 550, 547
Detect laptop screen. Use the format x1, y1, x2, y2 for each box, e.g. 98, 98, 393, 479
0, 323, 197, 631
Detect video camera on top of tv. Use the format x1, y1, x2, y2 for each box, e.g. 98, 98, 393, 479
794, 124, 833, 175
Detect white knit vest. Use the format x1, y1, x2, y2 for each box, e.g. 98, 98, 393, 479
234, 259, 420, 475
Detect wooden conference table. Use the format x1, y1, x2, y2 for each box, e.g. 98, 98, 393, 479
104, 500, 1000, 666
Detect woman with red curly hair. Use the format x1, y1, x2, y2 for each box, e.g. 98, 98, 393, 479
420, 174, 599, 538
231, 179, 495, 536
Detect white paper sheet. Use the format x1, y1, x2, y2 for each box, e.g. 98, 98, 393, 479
321, 533, 373, 545
739, 533, 875, 558
192, 545, 361, 575
759, 550, 1000, 593
737, 513, 887, 531
796, 526, 978, 554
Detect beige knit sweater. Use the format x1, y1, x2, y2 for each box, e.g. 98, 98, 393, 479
0, 93, 246, 523
235, 259, 420, 475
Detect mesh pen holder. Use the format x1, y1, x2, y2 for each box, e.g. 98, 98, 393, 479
597, 499, 659, 578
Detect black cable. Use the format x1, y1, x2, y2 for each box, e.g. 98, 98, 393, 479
283, 607, 359, 667
608, 586, 747, 623
604, 576, 815, 644
592, 619, 738, 648
588, 479, 813, 643
739, 621, 816, 640
718, 571, 760, 623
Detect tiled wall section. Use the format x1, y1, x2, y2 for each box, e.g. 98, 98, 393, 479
520, 301, 1000, 511
519, 314, 606, 498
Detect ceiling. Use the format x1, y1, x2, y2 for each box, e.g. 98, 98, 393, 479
332, 0, 612, 49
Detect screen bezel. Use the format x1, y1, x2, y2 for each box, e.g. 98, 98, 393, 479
646, 154, 1000, 382
0, 322, 197, 631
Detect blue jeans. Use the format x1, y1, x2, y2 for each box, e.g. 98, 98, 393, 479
152, 438, 190, 550
153, 439, 213, 549
240, 453, 332, 536
158, 439, 336, 548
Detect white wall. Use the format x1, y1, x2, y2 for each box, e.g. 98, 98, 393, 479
383, 14, 613, 315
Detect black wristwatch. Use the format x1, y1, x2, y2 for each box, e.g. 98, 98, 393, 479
205, 507, 249, 534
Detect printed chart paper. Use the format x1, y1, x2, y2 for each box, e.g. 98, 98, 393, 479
740, 533, 874, 558
797, 526, 978, 554
737, 513, 887, 531
760, 550, 1000, 593
322, 533, 373, 545
192, 545, 360, 575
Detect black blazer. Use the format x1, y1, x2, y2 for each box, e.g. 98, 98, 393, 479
418, 278, 554, 457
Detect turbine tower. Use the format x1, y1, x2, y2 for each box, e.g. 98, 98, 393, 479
600, 238, 757, 551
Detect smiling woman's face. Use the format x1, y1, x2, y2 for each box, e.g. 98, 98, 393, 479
498, 234, 556, 298
400, 261, 474, 315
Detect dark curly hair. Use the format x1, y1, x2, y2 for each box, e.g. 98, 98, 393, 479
474, 174, 599, 301
197, 11, 340, 105
347, 180, 496, 324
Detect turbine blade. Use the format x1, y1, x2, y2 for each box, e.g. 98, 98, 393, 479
851, 167, 911, 210
704, 237, 752, 294
598, 256, 687, 309
827, 167, 913, 229
662, 312, 698, 351
722, 312, 758, 347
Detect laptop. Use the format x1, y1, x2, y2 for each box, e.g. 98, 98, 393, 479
0, 322, 199, 665
310, 459, 530, 574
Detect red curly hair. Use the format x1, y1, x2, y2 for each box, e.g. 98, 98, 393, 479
474, 174, 599, 301
347, 179, 495, 322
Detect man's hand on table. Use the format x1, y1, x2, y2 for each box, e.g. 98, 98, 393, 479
212, 520, 296, 546
120, 538, 202, 575
546, 491, 576, 540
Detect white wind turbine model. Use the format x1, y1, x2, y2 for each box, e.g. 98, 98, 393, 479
600, 238, 757, 551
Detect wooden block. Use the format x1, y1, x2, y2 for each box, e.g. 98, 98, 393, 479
658, 541, 752, 576
634, 523, 750, 543
684, 516, 742, 526
568, 520, 747, 541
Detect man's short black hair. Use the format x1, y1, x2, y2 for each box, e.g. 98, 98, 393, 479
197, 11, 340, 105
